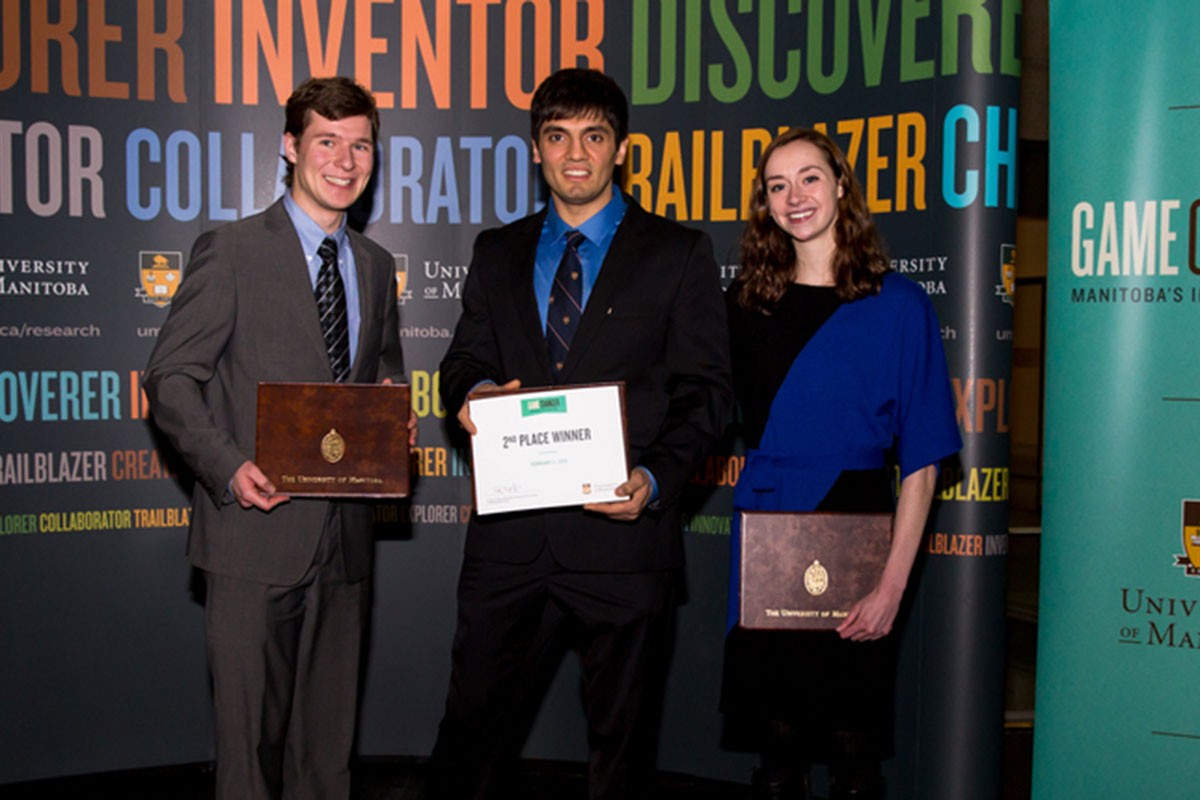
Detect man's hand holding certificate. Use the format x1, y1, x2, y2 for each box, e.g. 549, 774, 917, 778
467, 383, 630, 515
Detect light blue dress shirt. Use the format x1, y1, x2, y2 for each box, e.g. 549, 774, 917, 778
283, 193, 362, 366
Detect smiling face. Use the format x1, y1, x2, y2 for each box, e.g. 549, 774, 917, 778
763, 139, 845, 257
284, 111, 375, 233
533, 114, 628, 227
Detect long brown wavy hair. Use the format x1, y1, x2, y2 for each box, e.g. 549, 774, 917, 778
733, 127, 889, 312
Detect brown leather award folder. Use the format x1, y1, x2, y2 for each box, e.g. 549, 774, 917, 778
739, 511, 892, 630
255, 382, 410, 498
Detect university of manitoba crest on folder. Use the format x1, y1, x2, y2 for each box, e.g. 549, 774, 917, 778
738, 511, 892, 630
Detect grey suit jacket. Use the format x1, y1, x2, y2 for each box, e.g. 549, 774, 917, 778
145, 199, 405, 585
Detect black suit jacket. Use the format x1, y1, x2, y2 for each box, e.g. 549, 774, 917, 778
145, 200, 406, 585
440, 197, 732, 572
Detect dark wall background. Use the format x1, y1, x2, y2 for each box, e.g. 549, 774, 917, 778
0, 2, 1018, 793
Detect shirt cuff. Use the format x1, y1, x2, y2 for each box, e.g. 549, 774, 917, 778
634, 466, 659, 504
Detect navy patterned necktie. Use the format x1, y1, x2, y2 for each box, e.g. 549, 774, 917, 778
315, 236, 351, 382
546, 230, 585, 379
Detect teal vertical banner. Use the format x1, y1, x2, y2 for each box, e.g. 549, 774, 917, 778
1038, 3, 1200, 798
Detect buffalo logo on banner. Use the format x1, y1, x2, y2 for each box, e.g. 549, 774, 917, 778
1175, 500, 1200, 577
996, 244, 1015, 305
136, 252, 183, 308
393, 254, 412, 305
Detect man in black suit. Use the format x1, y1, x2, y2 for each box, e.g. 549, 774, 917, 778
145, 77, 411, 799
431, 68, 733, 800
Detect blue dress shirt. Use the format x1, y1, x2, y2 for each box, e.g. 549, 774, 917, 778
533, 190, 627, 332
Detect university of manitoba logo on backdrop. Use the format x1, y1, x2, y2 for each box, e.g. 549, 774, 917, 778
996, 244, 1015, 306
1174, 500, 1200, 577
135, 252, 183, 308
421, 259, 469, 301
393, 254, 412, 305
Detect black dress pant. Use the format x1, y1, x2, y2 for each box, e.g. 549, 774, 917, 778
430, 544, 676, 800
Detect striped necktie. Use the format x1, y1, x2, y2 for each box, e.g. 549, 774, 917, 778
546, 230, 585, 379
315, 236, 351, 382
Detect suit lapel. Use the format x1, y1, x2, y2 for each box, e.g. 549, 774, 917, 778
264, 201, 332, 377
559, 203, 648, 380
509, 212, 554, 382
346, 232, 377, 382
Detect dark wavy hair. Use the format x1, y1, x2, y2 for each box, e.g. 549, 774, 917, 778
282, 77, 380, 188
733, 127, 889, 312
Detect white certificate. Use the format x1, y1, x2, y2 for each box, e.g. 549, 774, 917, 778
469, 383, 630, 515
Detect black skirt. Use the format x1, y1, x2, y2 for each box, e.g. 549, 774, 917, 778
720, 468, 898, 761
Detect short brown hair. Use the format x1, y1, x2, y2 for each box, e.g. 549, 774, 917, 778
281, 77, 380, 187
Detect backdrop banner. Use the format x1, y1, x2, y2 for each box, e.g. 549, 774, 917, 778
1037, 3, 1200, 798
0, 3, 1017, 795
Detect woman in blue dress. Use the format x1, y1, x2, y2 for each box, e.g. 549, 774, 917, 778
721, 128, 961, 800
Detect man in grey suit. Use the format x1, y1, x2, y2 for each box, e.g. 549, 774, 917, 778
145, 77, 409, 799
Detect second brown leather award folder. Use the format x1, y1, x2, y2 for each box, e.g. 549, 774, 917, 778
256, 382, 410, 498
739, 511, 892, 630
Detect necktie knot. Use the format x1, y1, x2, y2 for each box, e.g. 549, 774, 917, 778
318, 236, 338, 265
